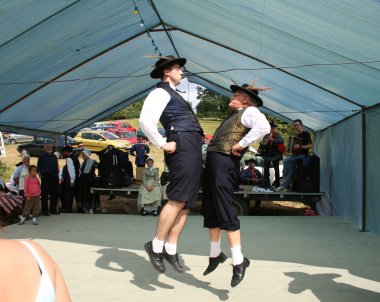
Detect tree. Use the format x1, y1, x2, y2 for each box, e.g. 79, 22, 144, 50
103, 99, 144, 120
196, 87, 231, 118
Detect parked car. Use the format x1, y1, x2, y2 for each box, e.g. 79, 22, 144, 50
74, 130, 131, 153
137, 128, 166, 140
203, 134, 213, 144
91, 121, 136, 133
17, 135, 83, 158
116, 131, 138, 144
107, 121, 136, 133
90, 125, 120, 135
4, 133, 34, 144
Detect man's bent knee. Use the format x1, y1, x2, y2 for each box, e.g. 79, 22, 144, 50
166, 200, 186, 210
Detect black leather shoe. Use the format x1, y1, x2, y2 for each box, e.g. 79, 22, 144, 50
42, 212, 50, 216
140, 208, 148, 216
203, 252, 227, 276
50, 211, 60, 215
144, 241, 165, 273
163, 247, 184, 273
231, 257, 250, 287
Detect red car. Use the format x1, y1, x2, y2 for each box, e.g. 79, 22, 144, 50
108, 121, 136, 133
204, 134, 213, 144
117, 131, 138, 144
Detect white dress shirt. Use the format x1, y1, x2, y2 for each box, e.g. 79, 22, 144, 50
139, 83, 177, 149
238, 107, 270, 148
59, 157, 76, 183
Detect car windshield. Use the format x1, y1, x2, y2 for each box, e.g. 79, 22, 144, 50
120, 123, 131, 128
119, 132, 136, 138
101, 132, 119, 140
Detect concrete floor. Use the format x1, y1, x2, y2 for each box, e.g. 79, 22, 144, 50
3, 214, 380, 302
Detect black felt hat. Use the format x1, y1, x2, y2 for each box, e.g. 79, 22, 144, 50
61, 145, 73, 152
245, 158, 257, 165
230, 84, 264, 107
150, 55, 187, 79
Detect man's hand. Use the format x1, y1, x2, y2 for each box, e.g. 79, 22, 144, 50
70, 182, 75, 188
293, 144, 301, 150
231, 143, 244, 157
162, 141, 176, 154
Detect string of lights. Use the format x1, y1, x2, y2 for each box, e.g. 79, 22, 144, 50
132, 0, 162, 56
1, 59, 379, 86
0, 109, 362, 125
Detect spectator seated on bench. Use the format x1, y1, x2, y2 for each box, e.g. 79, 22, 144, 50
240, 158, 263, 186
138, 158, 161, 216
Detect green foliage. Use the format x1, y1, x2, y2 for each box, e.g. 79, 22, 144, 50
0, 161, 10, 179
103, 99, 144, 121
196, 87, 231, 118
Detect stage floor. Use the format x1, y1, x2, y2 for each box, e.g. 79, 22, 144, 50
3, 215, 380, 302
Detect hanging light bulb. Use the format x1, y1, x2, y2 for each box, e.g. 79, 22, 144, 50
134, 6, 139, 14
139, 19, 144, 27
152, 40, 156, 46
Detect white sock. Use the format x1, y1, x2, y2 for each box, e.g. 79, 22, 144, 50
210, 241, 222, 257
231, 245, 244, 266
152, 237, 164, 253
164, 242, 177, 255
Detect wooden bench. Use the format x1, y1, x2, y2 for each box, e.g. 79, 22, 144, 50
91, 184, 323, 216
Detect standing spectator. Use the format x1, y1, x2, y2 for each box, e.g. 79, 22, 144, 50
37, 143, 60, 216
130, 135, 150, 167
275, 119, 312, 192
137, 158, 162, 216
77, 149, 99, 214
59, 146, 80, 213
13, 155, 30, 198
261, 122, 284, 188
18, 165, 41, 225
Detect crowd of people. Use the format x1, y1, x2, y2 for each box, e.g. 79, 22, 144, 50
0, 145, 108, 226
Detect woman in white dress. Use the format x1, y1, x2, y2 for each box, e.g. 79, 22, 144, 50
138, 158, 162, 216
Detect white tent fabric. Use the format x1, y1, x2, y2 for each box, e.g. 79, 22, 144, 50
0, 1, 379, 234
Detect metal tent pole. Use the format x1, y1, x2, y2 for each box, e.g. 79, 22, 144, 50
360, 107, 367, 232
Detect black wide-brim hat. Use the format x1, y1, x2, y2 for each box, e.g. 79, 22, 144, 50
230, 84, 263, 107
62, 145, 73, 152
150, 55, 187, 79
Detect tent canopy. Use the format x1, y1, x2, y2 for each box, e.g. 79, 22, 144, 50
0, 0, 379, 136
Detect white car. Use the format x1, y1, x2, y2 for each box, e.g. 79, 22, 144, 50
6, 133, 34, 144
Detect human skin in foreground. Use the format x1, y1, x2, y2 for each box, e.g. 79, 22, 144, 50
0, 239, 71, 301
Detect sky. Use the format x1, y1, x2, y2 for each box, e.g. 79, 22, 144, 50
177, 78, 202, 110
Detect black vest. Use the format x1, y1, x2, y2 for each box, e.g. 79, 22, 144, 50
158, 82, 202, 134
62, 154, 80, 181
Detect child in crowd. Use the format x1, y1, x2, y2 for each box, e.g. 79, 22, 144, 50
19, 165, 41, 225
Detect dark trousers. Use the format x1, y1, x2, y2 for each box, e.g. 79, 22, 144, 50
202, 152, 241, 231
41, 174, 59, 214
263, 159, 281, 187
60, 180, 76, 212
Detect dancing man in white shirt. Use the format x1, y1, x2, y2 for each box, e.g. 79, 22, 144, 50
202, 83, 270, 287
140, 55, 203, 274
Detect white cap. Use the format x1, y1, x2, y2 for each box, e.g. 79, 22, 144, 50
82, 148, 91, 158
